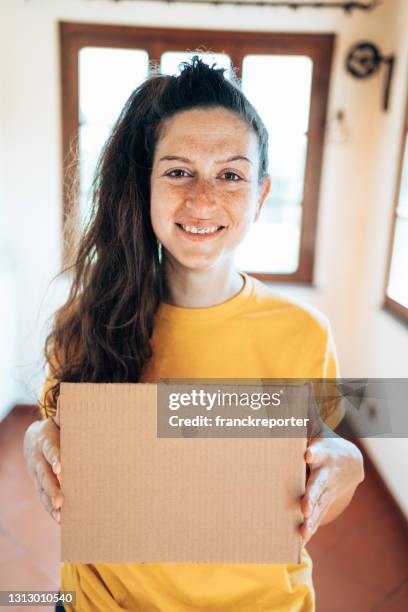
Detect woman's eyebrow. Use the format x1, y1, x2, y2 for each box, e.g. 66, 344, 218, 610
158, 155, 252, 165
215, 155, 252, 165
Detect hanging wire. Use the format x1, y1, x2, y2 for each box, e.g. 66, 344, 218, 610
91, 0, 382, 11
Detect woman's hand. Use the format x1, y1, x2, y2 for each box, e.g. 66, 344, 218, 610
300, 428, 364, 545
23, 415, 63, 523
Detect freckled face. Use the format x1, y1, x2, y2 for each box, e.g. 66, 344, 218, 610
150, 107, 270, 272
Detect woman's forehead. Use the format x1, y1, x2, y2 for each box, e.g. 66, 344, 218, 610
155, 107, 259, 161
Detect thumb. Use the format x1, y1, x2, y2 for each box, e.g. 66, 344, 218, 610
305, 440, 328, 465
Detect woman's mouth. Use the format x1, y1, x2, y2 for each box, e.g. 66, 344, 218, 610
175, 223, 225, 240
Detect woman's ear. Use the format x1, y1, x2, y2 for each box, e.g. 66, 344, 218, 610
254, 175, 271, 223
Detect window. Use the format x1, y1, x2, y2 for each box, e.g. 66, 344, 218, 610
60, 22, 334, 283
78, 48, 149, 225
384, 100, 408, 322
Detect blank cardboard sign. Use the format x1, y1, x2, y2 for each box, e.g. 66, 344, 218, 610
59, 383, 307, 564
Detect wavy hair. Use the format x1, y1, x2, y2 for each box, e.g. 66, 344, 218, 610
42, 56, 269, 416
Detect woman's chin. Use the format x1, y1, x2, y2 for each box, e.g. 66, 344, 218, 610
171, 256, 224, 274
163, 248, 225, 273
180, 260, 220, 273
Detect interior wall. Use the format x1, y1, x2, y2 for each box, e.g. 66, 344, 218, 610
1, 0, 407, 510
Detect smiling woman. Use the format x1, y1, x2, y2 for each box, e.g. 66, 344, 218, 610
150, 107, 270, 306
24, 57, 364, 612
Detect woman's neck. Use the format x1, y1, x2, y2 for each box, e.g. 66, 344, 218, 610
163, 259, 244, 308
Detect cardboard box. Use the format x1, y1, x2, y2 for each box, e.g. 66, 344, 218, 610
59, 382, 307, 564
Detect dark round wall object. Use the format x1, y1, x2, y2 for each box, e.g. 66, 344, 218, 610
346, 42, 382, 78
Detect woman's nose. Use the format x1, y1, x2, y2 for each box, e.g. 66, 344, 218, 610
184, 180, 217, 216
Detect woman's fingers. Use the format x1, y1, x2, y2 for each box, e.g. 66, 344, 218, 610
38, 489, 61, 523
36, 473, 61, 522
38, 488, 53, 514
305, 440, 329, 465
302, 465, 330, 517
41, 432, 61, 475
36, 460, 63, 507
299, 435, 365, 545
34, 460, 63, 520
300, 489, 331, 545
23, 418, 63, 523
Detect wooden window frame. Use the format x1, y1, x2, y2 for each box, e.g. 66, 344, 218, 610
383, 97, 408, 324
60, 21, 334, 283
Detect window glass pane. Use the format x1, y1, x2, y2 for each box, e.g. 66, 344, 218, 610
395, 136, 408, 219
79, 47, 149, 125
387, 135, 408, 308
78, 47, 149, 224
161, 51, 232, 77
236, 55, 313, 274
387, 219, 408, 309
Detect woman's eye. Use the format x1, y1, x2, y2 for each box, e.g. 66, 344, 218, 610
221, 171, 242, 181
164, 169, 243, 181
166, 169, 190, 178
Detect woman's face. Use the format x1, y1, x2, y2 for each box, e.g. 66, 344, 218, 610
150, 107, 270, 273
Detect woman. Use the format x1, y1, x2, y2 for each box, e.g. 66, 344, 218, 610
24, 57, 364, 611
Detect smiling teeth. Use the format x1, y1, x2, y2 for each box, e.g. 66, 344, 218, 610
181, 224, 220, 234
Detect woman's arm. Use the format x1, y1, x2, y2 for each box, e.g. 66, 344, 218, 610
300, 423, 364, 545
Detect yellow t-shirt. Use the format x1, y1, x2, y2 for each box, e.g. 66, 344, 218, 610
40, 272, 343, 612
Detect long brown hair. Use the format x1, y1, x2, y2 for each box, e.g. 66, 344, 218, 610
42, 56, 268, 415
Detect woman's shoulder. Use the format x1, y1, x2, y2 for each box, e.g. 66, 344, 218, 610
243, 273, 340, 383
244, 273, 332, 335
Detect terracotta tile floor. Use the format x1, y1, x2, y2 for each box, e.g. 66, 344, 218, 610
0, 407, 407, 611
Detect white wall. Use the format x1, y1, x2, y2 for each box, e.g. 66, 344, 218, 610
1, 0, 407, 509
